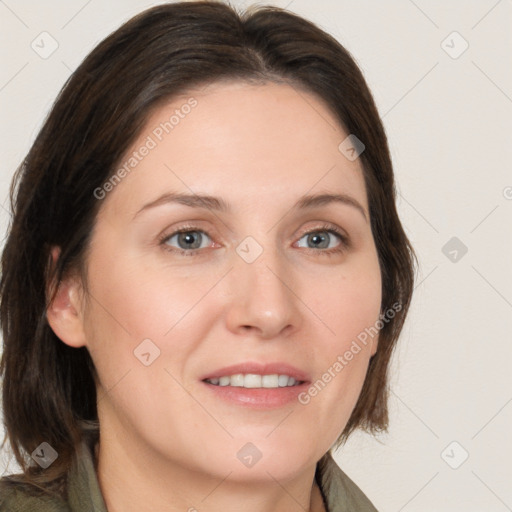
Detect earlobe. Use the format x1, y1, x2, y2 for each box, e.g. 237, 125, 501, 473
45, 246, 87, 348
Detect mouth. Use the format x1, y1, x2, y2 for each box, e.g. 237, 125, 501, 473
203, 373, 305, 388
199, 362, 310, 409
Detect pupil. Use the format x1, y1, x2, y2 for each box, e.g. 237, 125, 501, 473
179, 232, 201, 249
310, 232, 327, 248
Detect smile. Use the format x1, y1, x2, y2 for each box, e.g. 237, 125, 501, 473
203, 373, 303, 388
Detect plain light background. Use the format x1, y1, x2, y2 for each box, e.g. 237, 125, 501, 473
1, 1, 511, 511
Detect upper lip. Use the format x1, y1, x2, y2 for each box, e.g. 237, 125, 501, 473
201, 362, 310, 383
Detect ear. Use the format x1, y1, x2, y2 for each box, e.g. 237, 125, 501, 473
45, 246, 87, 348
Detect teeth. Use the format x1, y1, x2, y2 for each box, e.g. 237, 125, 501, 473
245, 374, 261, 388
230, 374, 244, 387
205, 373, 301, 388
278, 374, 290, 387
219, 376, 230, 386
262, 375, 278, 387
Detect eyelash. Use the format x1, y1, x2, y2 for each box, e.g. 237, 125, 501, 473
157, 223, 349, 258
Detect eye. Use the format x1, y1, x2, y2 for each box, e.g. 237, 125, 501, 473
295, 224, 349, 256
159, 227, 213, 256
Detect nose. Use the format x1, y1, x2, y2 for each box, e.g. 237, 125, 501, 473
224, 246, 303, 339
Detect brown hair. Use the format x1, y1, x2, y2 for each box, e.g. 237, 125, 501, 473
0, 0, 416, 497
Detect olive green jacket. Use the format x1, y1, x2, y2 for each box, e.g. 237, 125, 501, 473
0, 440, 378, 511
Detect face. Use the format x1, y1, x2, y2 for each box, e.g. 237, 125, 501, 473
58, 81, 382, 482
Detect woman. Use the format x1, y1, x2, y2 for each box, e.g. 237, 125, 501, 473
0, 1, 416, 510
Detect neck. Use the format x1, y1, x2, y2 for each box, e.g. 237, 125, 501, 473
95, 427, 326, 512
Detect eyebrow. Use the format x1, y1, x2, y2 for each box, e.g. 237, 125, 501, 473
133, 191, 368, 222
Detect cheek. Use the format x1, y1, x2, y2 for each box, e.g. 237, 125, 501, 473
301, 251, 381, 417
314, 251, 382, 350
82, 250, 216, 386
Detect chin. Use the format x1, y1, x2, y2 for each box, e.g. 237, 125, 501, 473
213, 431, 320, 482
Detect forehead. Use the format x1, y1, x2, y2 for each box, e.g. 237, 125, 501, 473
100, 80, 368, 218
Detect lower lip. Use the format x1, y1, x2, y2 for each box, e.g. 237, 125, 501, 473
201, 380, 310, 409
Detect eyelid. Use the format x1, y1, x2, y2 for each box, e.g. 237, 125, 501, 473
296, 222, 348, 241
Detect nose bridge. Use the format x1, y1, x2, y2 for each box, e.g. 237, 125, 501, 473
225, 236, 301, 338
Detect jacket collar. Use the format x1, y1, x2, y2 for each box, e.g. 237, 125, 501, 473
68, 436, 107, 512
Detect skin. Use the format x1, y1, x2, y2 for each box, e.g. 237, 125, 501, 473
47, 80, 382, 512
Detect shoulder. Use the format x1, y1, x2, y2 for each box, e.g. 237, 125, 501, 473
0, 477, 70, 512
